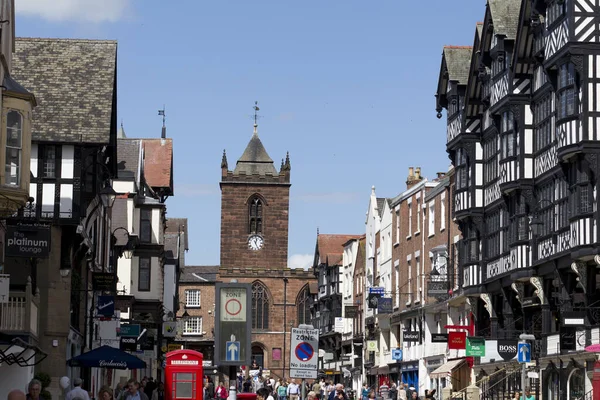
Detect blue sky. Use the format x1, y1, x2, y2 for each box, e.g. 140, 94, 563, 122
17, 0, 485, 269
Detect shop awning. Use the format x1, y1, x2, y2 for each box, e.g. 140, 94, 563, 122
67, 345, 146, 369
430, 359, 465, 378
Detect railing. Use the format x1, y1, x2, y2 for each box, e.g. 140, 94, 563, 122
0, 277, 40, 337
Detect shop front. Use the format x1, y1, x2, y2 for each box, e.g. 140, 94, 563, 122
425, 356, 446, 395
378, 365, 389, 386
401, 361, 419, 391
388, 363, 401, 388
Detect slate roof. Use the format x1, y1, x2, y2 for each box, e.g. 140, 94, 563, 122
12, 38, 117, 143
489, 0, 522, 39
443, 46, 472, 84
234, 132, 279, 176
3, 74, 36, 103
180, 266, 219, 283
166, 218, 189, 251
376, 198, 386, 215
143, 139, 173, 189
164, 233, 179, 260
316, 234, 363, 266
117, 139, 141, 180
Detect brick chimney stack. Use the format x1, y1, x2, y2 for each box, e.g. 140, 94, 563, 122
406, 166, 423, 189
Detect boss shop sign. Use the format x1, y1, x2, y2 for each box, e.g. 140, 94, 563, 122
5, 224, 51, 258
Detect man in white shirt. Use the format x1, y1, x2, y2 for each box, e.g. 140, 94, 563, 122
66, 379, 90, 400
287, 379, 300, 400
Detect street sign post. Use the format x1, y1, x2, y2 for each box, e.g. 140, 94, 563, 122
290, 327, 319, 379
392, 349, 403, 361
215, 283, 252, 366
517, 343, 531, 363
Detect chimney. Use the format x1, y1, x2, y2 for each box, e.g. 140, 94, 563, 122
436, 172, 446, 179
406, 166, 424, 189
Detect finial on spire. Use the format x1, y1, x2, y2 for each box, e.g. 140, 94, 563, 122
253, 101, 260, 136
281, 158, 285, 170
221, 149, 228, 169
158, 105, 166, 139
317, 226, 320, 236
285, 151, 291, 170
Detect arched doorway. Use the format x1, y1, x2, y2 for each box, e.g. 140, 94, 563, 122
252, 345, 265, 370
568, 368, 585, 400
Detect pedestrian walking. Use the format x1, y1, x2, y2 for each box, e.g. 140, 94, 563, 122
26, 379, 42, 400
67, 378, 91, 400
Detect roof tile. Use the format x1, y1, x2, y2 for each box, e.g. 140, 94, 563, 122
12, 38, 117, 143
316, 234, 363, 266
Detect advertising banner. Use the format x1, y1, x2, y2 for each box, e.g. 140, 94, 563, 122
466, 336, 486, 357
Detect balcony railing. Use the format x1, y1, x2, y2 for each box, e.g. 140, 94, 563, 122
0, 277, 40, 337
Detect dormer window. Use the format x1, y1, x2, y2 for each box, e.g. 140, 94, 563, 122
248, 196, 263, 234
5, 111, 22, 186
557, 63, 576, 119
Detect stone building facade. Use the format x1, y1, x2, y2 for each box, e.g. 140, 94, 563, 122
218, 122, 315, 378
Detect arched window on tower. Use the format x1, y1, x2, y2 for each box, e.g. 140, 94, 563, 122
297, 285, 312, 326
252, 281, 269, 330
249, 196, 263, 234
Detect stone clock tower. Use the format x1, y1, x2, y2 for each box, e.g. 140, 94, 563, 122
218, 114, 314, 378
219, 121, 291, 269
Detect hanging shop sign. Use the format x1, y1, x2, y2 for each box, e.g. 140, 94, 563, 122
377, 297, 393, 314
427, 280, 449, 300
497, 340, 518, 361
448, 332, 467, 350
92, 272, 116, 292
431, 333, 449, 343
5, 223, 51, 258
522, 296, 540, 308
366, 340, 377, 352
466, 336, 486, 357
402, 331, 420, 343
560, 327, 576, 351
97, 295, 115, 317
345, 306, 358, 318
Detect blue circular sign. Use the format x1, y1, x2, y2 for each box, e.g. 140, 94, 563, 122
295, 342, 314, 361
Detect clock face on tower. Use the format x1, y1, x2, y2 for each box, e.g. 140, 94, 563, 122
248, 234, 264, 251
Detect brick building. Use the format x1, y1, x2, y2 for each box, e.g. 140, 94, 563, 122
218, 121, 315, 378
176, 265, 218, 366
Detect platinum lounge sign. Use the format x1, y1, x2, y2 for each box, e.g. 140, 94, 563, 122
5, 223, 51, 258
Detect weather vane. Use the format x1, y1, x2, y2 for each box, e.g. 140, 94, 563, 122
158, 105, 166, 128
253, 101, 261, 126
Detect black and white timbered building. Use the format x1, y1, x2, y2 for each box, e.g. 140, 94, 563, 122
437, 1, 600, 399
6, 38, 119, 388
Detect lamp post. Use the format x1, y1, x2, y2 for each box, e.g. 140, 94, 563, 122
283, 276, 288, 379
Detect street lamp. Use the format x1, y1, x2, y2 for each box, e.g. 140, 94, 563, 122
99, 185, 117, 209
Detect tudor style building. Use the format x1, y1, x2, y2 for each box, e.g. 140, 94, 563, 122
218, 119, 315, 377
437, 0, 600, 398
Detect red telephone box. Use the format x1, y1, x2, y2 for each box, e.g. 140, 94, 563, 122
165, 349, 204, 400
592, 360, 600, 400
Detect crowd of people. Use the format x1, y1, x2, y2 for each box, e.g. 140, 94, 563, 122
365, 382, 436, 400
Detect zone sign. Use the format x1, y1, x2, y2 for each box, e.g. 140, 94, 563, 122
220, 287, 247, 322
290, 327, 319, 379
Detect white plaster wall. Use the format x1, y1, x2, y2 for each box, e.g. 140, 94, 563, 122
30, 144, 38, 178
163, 263, 176, 314
130, 256, 163, 301
117, 256, 132, 294
0, 349, 35, 400
113, 180, 136, 194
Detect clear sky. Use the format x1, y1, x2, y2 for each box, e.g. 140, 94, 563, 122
17, 0, 485, 269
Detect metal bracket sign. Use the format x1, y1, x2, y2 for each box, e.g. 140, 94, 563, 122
290, 327, 319, 379
215, 283, 251, 366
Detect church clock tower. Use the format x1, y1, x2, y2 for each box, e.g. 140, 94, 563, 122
219, 114, 291, 269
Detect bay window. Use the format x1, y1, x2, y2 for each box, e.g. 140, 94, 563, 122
557, 63, 576, 119
5, 111, 23, 186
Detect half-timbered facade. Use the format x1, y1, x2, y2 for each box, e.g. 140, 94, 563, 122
6, 38, 119, 397
438, 0, 600, 399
